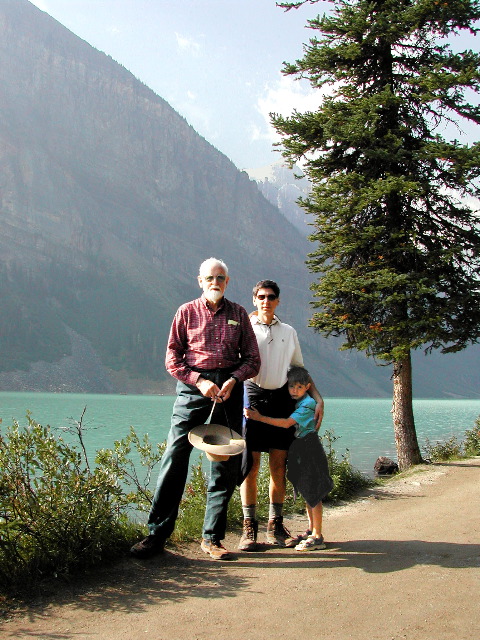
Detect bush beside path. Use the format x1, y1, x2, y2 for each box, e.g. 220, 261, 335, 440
2, 458, 479, 640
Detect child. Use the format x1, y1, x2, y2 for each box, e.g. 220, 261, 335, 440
244, 365, 333, 551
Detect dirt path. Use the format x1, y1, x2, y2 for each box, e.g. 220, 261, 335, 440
2, 459, 479, 640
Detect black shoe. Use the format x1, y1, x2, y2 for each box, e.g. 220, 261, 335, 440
130, 534, 165, 559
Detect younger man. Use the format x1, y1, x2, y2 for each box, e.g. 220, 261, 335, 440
244, 366, 333, 551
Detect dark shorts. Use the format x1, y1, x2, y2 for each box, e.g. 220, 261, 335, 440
243, 381, 296, 452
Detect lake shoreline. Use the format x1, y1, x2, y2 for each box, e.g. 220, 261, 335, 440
1, 392, 479, 475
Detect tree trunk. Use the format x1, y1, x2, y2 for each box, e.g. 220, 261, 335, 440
391, 351, 423, 470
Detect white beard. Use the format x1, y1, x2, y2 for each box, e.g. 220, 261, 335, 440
206, 289, 223, 304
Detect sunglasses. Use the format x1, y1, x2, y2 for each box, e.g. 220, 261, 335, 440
256, 294, 277, 301
203, 275, 227, 282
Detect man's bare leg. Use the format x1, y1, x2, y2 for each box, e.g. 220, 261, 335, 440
266, 449, 297, 547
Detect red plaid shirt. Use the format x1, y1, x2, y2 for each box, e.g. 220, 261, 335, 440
165, 295, 260, 386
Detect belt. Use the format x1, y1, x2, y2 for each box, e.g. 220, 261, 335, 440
191, 366, 237, 385
191, 365, 237, 374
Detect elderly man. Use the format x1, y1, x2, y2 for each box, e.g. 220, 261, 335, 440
131, 258, 260, 560
239, 279, 324, 551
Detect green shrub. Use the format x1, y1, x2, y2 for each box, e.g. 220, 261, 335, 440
422, 415, 480, 462
322, 430, 374, 501
423, 435, 463, 462
463, 416, 480, 457
0, 414, 143, 593
95, 426, 165, 516
0, 412, 371, 596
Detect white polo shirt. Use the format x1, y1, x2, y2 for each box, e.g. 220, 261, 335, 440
249, 315, 304, 390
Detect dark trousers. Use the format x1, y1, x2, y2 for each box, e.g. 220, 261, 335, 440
148, 369, 242, 541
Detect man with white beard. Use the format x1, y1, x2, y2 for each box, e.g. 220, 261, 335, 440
131, 258, 260, 560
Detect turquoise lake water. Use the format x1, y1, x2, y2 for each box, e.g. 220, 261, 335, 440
1, 392, 479, 475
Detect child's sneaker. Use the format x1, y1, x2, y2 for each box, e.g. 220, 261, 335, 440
301, 529, 312, 540
295, 534, 326, 551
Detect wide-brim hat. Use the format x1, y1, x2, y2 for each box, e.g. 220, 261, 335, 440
188, 424, 246, 462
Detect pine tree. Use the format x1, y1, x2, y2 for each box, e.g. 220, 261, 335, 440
274, 0, 480, 468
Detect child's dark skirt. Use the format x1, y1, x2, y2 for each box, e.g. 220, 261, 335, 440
286, 432, 334, 508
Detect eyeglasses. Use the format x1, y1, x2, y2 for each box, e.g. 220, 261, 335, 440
203, 275, 227, 282
256, 294, 277, 301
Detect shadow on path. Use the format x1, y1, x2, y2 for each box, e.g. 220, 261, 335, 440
231, 539, 480, 573
6, 537, 478, 636
3, 549, 249, 629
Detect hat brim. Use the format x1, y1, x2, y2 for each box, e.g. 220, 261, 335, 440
188, 423, 245, 459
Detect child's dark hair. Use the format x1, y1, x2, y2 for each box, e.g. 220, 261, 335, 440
287, 366, 310, 386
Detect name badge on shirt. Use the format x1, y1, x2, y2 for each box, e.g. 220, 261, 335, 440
228, 319, 239, 326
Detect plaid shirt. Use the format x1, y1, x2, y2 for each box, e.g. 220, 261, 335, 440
165, 295, 260, 386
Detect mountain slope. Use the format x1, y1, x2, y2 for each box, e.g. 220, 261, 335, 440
0, 0, 478, 398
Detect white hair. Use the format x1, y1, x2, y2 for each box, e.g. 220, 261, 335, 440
199, 257, 229, 276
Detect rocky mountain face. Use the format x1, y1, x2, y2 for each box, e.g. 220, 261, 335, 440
247, 162, 312, 236
0, 0, 478, 398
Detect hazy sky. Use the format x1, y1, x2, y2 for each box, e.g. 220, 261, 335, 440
28, 1, 478, 172
28, 0, 331, 171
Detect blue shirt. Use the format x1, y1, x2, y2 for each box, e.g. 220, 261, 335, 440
290, 394, 317, 439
